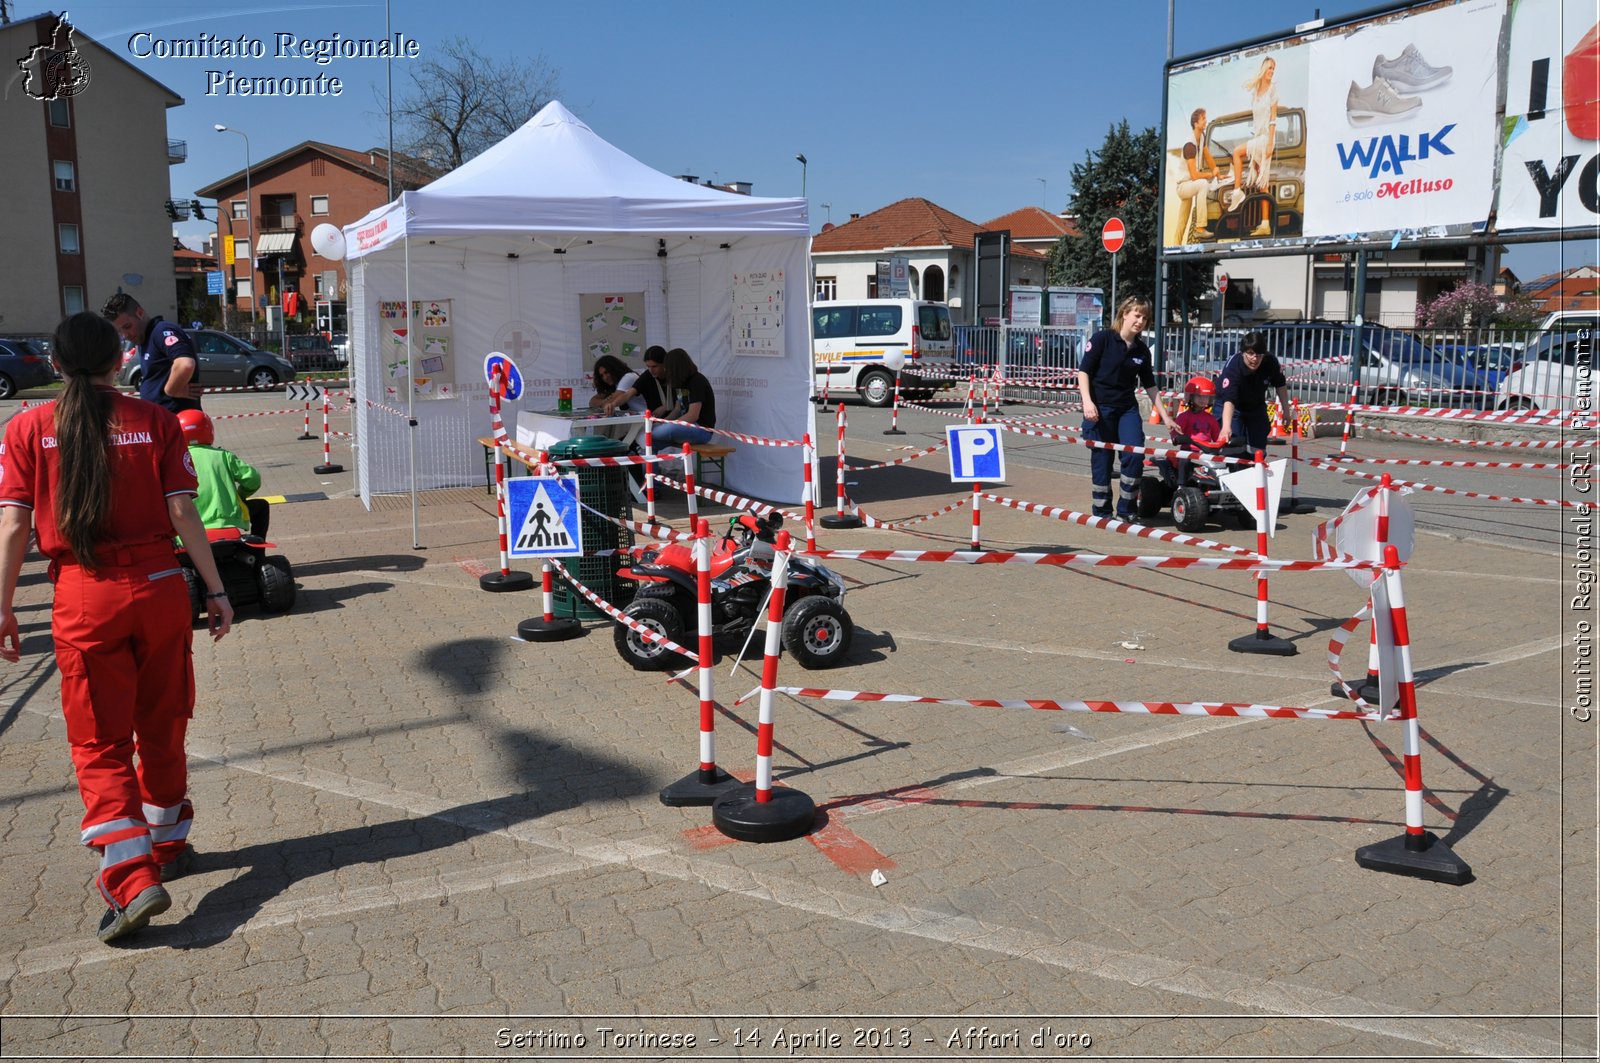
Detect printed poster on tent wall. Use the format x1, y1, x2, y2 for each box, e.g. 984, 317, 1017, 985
578, 293, 645, 378
1499, 0, 1599, 231
379, 299, 457, 400
732, 269, 784, 357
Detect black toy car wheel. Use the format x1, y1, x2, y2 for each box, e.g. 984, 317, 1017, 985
1172, 486, 1209, 533
615, 597, 689, 671
858, 369, 895, 408
181, 566, 204, 618
257, 556, 296, 613
1136, 477, 1167, 520
781, 595, 854, 669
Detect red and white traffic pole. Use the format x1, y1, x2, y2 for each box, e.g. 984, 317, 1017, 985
1228, 449, 1295, 656
710, 529, 817, 841
643, 412, 657, 524
819, 403, 862, 528
695, 518, 719, 783
1339, 376, 1360, 458
801, 432, 817, 551
682, 443, 699, 523
298, 394, 315, 440
313, 388, 343, 474
483, 367, 534, 595
1352, 543, 1472, 882
1285, 397, 1313, 513
885, 371, 905, 435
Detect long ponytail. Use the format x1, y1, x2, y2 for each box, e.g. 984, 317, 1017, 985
50, 313, 118, 572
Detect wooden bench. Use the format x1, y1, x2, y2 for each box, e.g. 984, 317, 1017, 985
477, 436, 540, 493
687, 443, 736, 488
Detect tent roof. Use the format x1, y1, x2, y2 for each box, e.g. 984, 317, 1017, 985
345, 101, 807, 259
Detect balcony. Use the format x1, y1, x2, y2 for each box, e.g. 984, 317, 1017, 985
167, 139, 187, 164
256, 214, 304, 234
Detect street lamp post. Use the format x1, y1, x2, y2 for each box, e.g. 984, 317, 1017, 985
214, 124, 254, 329
795, 153, 807, 199
820, 202, 832, 224
1037, 177, 1047, 209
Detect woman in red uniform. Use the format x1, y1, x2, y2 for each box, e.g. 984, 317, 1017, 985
0, 312, 233, 944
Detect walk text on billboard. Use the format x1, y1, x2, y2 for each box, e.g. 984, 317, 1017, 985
1335, 125, 1455, 179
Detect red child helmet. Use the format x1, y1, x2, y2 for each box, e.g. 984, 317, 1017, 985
176, 408, 214, 446
1184, 375, 1216, 398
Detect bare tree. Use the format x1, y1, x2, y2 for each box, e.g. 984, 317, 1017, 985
392, 38, 561, 171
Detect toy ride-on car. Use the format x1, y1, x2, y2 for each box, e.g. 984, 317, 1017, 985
177, 527, 296, 617
1137, 433, 1255, 533
614, 511, 853, 671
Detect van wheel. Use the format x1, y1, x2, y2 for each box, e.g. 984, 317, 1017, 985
858, 370, 895, 408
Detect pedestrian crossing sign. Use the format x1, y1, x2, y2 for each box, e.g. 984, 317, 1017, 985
506, 475, 584, 558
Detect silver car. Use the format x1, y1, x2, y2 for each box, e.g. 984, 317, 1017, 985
118, 329, 296, 390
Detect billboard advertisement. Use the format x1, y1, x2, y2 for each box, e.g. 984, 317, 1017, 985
1164, 0, 1505, 252
1499, 0, 1600, 230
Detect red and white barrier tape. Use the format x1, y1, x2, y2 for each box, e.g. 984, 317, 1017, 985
649, 419, 803, 447
1301, 401, 1574, 426
549, 565, 700, 662
774, 686, 1390, 722
1319, 454, 1571, 472
980, 495, 1262, 558
649, 473, 792, 520
850, 441, 949, 471
365, 399, 410, 420
802, 547, 1380, 572
854, 495, 971, 530
213, 407, 302, 421
1305, 458, 1583, 507
1358, 423, 1595, 448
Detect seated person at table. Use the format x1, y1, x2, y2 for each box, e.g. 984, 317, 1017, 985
589, 354, 651, 416
640, 345, 673, 420
177, 409, 269, 537
651, 347, 716, 447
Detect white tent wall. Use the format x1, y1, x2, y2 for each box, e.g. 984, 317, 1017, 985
350, 237, 808, 505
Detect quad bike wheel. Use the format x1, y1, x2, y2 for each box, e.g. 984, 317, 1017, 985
257, 556, 296, 613
1136, 476, 1167, 520
1172, 486, 1210, 533
781, 595, 854, 669
614, 597, 689, 671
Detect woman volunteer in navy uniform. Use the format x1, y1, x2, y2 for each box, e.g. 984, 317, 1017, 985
1216, 330, 1295, 452
1076, 296, 1177, 520
0, 312, 232, 944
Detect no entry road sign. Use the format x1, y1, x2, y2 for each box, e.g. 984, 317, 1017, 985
1101, 217, 1126, 254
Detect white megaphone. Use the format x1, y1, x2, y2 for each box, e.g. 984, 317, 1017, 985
310, 222, 347, 261
881, 347, 907, 373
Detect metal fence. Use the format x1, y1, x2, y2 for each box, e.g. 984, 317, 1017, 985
940, 323, 1557, 412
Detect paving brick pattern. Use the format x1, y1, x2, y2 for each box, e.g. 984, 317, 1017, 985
0, 390, 1591, 1059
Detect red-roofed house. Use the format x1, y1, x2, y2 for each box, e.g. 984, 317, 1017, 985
196, 141, 437, 332
808, 198, 1054, 321
1521, 265, 1600, 315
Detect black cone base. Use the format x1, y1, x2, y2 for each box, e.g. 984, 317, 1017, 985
297, 432, 316, 440
1331, 678, 1387, 706
1229, 629, 1298, 656
479, 570, 534, 592
883, 427, 906, 435
712, 784, 817, 842
1287, 501, 1316, 514
314, 463, 344, 474
517, 615, 582, 642
660, 767, 741, 807
1355, 831, 1473, 885
820, 513, 863, 529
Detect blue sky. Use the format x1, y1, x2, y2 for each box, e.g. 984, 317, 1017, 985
35, 0, 1590, 282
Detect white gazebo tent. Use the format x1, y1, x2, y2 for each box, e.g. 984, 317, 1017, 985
343, 101, 812, 517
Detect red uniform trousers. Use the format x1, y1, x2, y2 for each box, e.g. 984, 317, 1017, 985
53, 542, 195, 909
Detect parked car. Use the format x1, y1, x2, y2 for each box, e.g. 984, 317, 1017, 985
0, 338, 59, 399
812, 299, 954, 407
1495, 329, 1596, 411
118, 329, 296, 389
286, 333, 346, 371
1538, 309, 1599, 336
1255, 323, 1462, 407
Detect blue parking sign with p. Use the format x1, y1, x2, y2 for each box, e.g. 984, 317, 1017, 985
506, 475, 583, 558
946, 424, 1005, 483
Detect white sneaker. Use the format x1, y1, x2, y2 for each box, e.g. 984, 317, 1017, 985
1346, 77, 1423, 125
1224, 188, 1246, 212
1251, 220, 1273, 237
1372, 44, 1452, 92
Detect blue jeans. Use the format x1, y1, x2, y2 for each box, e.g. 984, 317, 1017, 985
1083, 406, 1144, 517
653, 422, 713, 448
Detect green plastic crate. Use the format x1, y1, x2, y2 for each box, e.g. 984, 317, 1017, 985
546, 437, 634, 620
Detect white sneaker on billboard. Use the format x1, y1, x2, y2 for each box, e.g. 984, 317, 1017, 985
1346, 77, 1423, 125
1372, 44, 1452, 92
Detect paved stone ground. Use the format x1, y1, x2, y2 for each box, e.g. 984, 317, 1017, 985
0, 385, 1592, 1061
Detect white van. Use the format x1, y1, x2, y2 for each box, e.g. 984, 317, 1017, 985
812, 299, 954, 407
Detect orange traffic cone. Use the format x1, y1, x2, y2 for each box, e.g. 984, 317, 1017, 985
1269, 417, 1287, 442
1148, 401, 1163, 426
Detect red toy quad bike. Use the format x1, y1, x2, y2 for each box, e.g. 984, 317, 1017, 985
1137, 432, 1254, 533
614, 511, 853, 671
176, 527, 296, 617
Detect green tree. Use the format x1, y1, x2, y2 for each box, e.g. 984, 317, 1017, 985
1047, 120, 1212, 321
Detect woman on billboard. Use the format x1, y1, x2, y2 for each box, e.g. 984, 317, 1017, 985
1227, 56, 1278, 238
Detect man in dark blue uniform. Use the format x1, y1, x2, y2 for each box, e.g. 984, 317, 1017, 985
1216, 331, 1294, 452
101, 293, 201, 413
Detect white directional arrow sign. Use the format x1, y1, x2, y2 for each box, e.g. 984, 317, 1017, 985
287, 383, 326, 403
